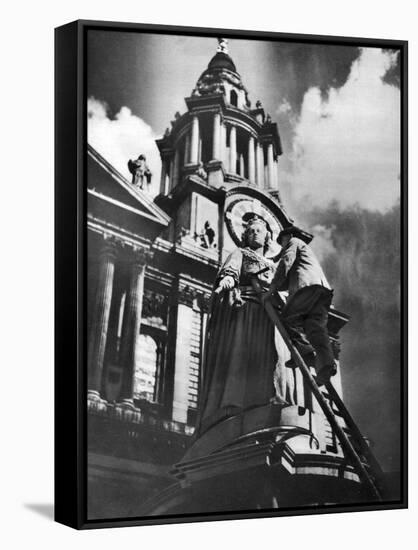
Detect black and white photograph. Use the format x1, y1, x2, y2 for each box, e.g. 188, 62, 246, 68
82, 24, 406, 524
2, 0, 417, 544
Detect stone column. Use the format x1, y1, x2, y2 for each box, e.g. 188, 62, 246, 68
172, 148, 180, 189
172, 285, 196, 424
223, 124, 229, 171
118, 247, 151, 407
256, 142, 264, 188
212, 112, 221, 160
184, 133, 190, 165
159, 159, 168, 195
273, 159, 279, 188
169, 156, 174, 191
248, 135, 255, 183
267, 143, 274, 189
87, 238, 117, 401
229, 125, 237, 174
239, 154, 245, 177
190, 115, 200, 165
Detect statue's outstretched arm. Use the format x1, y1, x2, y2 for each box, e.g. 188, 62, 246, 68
214, 248, 243, 289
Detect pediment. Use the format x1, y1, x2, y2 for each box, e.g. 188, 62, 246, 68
87, 144, 170, 227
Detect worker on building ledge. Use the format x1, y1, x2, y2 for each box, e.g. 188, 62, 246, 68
263, 225, 337, 387
127, 153, 152, 191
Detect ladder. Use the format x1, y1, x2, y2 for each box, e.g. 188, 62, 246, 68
250, 277, 385, 501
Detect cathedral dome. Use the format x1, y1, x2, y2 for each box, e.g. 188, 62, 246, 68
191, 39, 250, 109
207, 51, 237, 73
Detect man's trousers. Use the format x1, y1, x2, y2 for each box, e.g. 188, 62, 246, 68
281, 285, 334, 371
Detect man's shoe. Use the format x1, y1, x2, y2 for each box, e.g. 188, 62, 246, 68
315, 363, 337, 387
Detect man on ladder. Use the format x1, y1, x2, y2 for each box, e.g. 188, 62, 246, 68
259, 225, 383, 500
263, 225, 337, 387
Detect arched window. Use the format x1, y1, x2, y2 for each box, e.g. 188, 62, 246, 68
134, 334, 158, 402
230, 89, 238, 107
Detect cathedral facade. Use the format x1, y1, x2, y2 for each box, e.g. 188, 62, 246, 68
86, 39, 373, 519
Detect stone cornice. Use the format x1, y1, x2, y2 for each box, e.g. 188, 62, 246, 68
87, 217, 151, 250
88, 188, 170, 226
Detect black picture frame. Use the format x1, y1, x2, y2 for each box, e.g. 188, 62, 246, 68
55, 19, 408, 529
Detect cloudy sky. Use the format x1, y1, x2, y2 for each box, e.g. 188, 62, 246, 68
87, 30, 403, 473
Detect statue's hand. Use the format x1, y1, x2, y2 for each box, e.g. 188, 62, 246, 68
217, 276, 235, 292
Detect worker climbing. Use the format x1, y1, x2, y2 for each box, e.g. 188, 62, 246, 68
263, 225, 337, 387
256, 224, 384, 500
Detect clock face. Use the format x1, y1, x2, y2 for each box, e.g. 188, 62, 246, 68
224, 192, 283, 251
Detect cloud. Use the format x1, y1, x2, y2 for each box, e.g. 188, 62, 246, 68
277, 98, 292, 115
87, 97, 162, 196
281, 48, 400, 213
308, 224, 337, 262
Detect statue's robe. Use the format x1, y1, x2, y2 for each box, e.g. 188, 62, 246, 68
195, 247, 292, 437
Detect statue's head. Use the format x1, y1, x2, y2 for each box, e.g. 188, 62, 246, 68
242, 216, 272, 252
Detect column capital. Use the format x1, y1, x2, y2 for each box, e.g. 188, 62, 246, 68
142, 289, 168, 320
177, 284, 199, 307
131, 246, 154, 268
100, 235, 119, 260
197, 292, 211, 313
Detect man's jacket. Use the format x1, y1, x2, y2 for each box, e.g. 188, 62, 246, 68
272, 236, 331, 298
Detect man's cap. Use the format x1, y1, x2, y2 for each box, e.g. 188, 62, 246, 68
277, 225, 313, 244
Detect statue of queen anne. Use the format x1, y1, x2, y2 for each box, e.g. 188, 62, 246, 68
195, 215, 293, 437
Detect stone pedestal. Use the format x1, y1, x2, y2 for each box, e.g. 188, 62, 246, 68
138, 403, 369, 517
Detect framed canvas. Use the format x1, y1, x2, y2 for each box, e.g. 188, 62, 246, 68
55, 19, 408, 529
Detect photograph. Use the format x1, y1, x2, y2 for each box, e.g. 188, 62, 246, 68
80, 23, 406, 525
